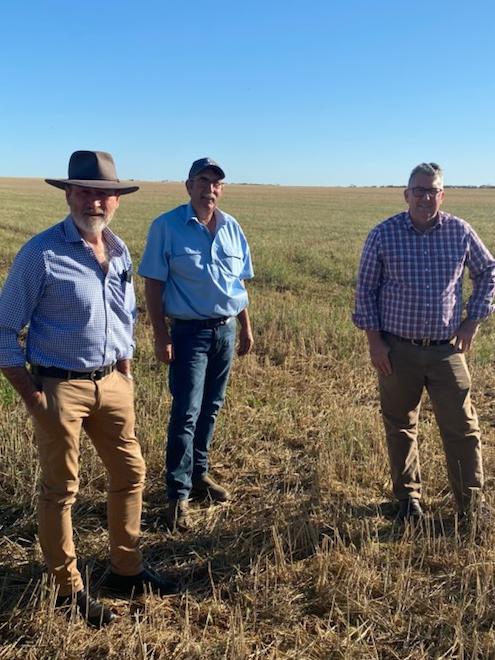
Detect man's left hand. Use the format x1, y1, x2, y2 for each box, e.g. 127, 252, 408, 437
238, 326, 254, 356
454, 319, 480, 352
116, 358, 133, 378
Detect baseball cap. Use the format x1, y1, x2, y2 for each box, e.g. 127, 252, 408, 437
188, 157, 225, 180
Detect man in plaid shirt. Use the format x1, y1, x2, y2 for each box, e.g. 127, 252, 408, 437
353, 162, 495, 522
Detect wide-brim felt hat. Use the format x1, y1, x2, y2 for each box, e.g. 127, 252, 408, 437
45, 150, 139, 195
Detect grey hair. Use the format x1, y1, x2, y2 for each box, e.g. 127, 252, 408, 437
408, 162, 444, 188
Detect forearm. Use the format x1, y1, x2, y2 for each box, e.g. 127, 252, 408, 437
365, 329, 384, 346
144, 277, 174, 363
236, 307, 254, 356
237, 307, 251, 330
144, 278, 170, 341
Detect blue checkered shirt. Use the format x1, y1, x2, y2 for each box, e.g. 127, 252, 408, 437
353, 211, 495, 339
0, 216, 136, 369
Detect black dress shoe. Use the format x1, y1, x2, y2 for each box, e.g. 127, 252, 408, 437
398, 498, 423, 522
104, 568, 179, 598
55, 589, 116, 627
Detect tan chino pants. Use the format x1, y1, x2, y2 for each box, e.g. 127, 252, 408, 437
378, 335, 483, 510
31, 369, 145, 596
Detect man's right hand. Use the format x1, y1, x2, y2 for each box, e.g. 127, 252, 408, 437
155, 337, 174, 364
1, 366, 48, 414
366, 331, 392, 376
25, 389, 47, 414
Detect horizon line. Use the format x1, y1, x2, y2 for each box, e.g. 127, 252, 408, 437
1, 176, 494, 190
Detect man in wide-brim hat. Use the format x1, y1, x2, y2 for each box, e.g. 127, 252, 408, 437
0, 150, 178, 627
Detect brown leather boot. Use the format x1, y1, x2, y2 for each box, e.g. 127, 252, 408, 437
191, 474, 230, 502
165, 499, 191, 532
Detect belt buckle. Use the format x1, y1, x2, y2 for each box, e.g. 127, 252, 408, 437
89, 369, 100, 381
410, 338, 430, 347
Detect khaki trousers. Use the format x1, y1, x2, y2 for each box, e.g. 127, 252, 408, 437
378, 336, 483, 510
31, 369, 145, 596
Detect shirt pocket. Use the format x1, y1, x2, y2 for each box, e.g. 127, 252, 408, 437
170, 249, 204, 278
109, 267, 135, 314
436, 254, 464, 288
217, 245, 243, 277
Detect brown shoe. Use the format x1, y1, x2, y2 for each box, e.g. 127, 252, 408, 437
191, 474, 230, 502
165, 499, 191, 532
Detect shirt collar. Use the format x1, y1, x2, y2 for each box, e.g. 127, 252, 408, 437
404, 210, 446, 233
62, 215, 124, 256
63, 216, 84, 242
185, 202, 226, 229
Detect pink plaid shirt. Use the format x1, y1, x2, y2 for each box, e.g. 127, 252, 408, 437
353, 211, 495, 339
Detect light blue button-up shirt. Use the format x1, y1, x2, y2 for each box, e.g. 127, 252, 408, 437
0, 216, 136, 369
138, 203, 253, 319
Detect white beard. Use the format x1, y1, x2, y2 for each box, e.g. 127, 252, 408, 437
72, 213, 112, 237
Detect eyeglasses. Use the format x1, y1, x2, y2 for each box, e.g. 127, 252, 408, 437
410, 187, 443, 198
195, 176, 224, 189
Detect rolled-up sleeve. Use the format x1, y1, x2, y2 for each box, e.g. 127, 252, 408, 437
352, 229, 382, 330
465, 228, 495, 320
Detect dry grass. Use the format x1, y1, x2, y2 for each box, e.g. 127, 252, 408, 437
1, 179, 495, 658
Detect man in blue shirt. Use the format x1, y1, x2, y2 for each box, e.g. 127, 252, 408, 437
0, 151, 178, 627
139, 158, 254, 532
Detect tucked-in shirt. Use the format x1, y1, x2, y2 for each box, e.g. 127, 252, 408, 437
0, 216, 136, 369
138, 203, 253, 319
353, 211, 495, 339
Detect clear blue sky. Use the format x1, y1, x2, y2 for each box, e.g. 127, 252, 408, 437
1, 0, 494, 186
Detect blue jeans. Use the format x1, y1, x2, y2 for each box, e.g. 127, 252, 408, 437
166, 320, 236, 500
